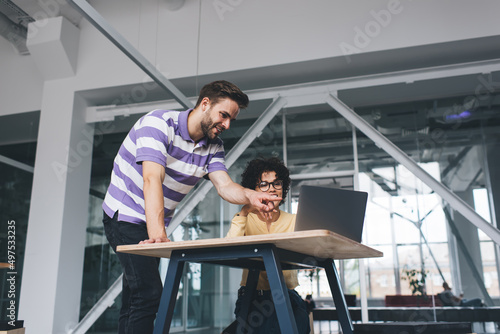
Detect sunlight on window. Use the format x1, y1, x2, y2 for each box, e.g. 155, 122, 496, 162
473, 188, 491, 223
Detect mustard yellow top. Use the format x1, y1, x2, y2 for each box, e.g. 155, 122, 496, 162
226, 210, 299, 290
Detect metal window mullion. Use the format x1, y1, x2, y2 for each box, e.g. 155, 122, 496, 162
0, 154, 34, 173
480, 135, 500, 290
282, 111, 292, 213
351, 122, 369, 322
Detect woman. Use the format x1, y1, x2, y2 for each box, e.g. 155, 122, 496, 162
226, 157, 309, 334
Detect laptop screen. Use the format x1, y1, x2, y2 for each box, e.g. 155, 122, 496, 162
294, 185, 368, 243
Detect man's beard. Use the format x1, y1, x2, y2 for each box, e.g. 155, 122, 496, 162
200, 114, 218, 139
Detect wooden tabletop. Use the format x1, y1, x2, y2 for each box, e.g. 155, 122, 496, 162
117, 229, 383, 260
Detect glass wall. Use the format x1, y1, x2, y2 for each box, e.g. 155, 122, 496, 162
79, 92, 500, 332
0, 111, 38, 326
354, 98, 500, 304
0, 162, 34, 323
474, 188, 500, 296
78, 118, 132, 332
359, 162, 452, 298
79, 174, 123, 332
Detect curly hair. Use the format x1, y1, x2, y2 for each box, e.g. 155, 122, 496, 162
240, 157, 291, 206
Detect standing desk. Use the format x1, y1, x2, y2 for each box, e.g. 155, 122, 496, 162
118, 229, 383, 334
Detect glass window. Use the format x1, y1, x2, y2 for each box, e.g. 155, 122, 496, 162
398, 245, 423, 295
79, 91, 500, 332
474, 188, 493, 241
366, 245, 396, 298
0, 111, 38, 325
286, 106, 355, 175
422, 243, 451, 295
421, 204, 448, 243
480, 242, 500, 296
0, 164, 33, 323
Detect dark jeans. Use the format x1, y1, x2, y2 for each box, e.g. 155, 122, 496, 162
234, 286, 310, 334
103, 211, 162, 334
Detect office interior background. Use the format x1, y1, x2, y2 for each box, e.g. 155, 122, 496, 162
1, 0, 500, 333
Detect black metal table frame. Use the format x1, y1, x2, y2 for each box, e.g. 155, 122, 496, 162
153, 243, 354, 334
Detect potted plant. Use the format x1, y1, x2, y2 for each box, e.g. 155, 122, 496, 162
402, 268, 427, 296
400, 268, 430, 306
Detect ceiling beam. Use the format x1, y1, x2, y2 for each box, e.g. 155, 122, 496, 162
86, 58, 500, 123
0, 9, 29, 54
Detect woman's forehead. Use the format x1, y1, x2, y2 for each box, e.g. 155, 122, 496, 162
260, 171, 277, 180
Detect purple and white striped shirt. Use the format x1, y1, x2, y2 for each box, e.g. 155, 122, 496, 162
103, 109, 227, 226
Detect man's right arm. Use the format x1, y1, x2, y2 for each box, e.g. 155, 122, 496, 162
140, 161, 170, 244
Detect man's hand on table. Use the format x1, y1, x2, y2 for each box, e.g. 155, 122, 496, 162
139, 236, 171, 244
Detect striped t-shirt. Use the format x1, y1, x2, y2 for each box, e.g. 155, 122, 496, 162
102, 109, 228, 226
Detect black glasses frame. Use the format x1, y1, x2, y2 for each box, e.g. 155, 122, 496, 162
257, 180, 283, 191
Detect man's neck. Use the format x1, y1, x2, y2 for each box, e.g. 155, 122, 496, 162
187, 107, 204, 142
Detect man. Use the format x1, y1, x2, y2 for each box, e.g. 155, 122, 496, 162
439, 282, 483, 307
102, 80, 281, 333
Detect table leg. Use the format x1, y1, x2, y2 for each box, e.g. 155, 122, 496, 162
321, 259, 354, 334
262, 246, 299, 334
154, 251, 185, 334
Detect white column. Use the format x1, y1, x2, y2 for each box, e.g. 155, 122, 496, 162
484, 143, 500, 298
454, 190, 484, 299
19, 79, 94, 334
485, 144, 500, 230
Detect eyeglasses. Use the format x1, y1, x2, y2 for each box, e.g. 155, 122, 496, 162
257, 180, 283, 191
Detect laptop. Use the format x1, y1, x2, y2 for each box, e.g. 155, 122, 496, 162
294, 185, 368, 243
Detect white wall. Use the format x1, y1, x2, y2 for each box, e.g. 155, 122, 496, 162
2, 0, 500, 114
0, 38, 43, 116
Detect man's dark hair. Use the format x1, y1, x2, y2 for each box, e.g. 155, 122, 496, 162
240, 157, 291, 206
195, 80, 249, 109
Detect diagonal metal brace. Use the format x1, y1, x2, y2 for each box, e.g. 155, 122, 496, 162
66, 0, 193, 109
68, 274, 123, 334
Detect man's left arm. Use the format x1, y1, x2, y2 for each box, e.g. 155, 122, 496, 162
208, 170, 281, 217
